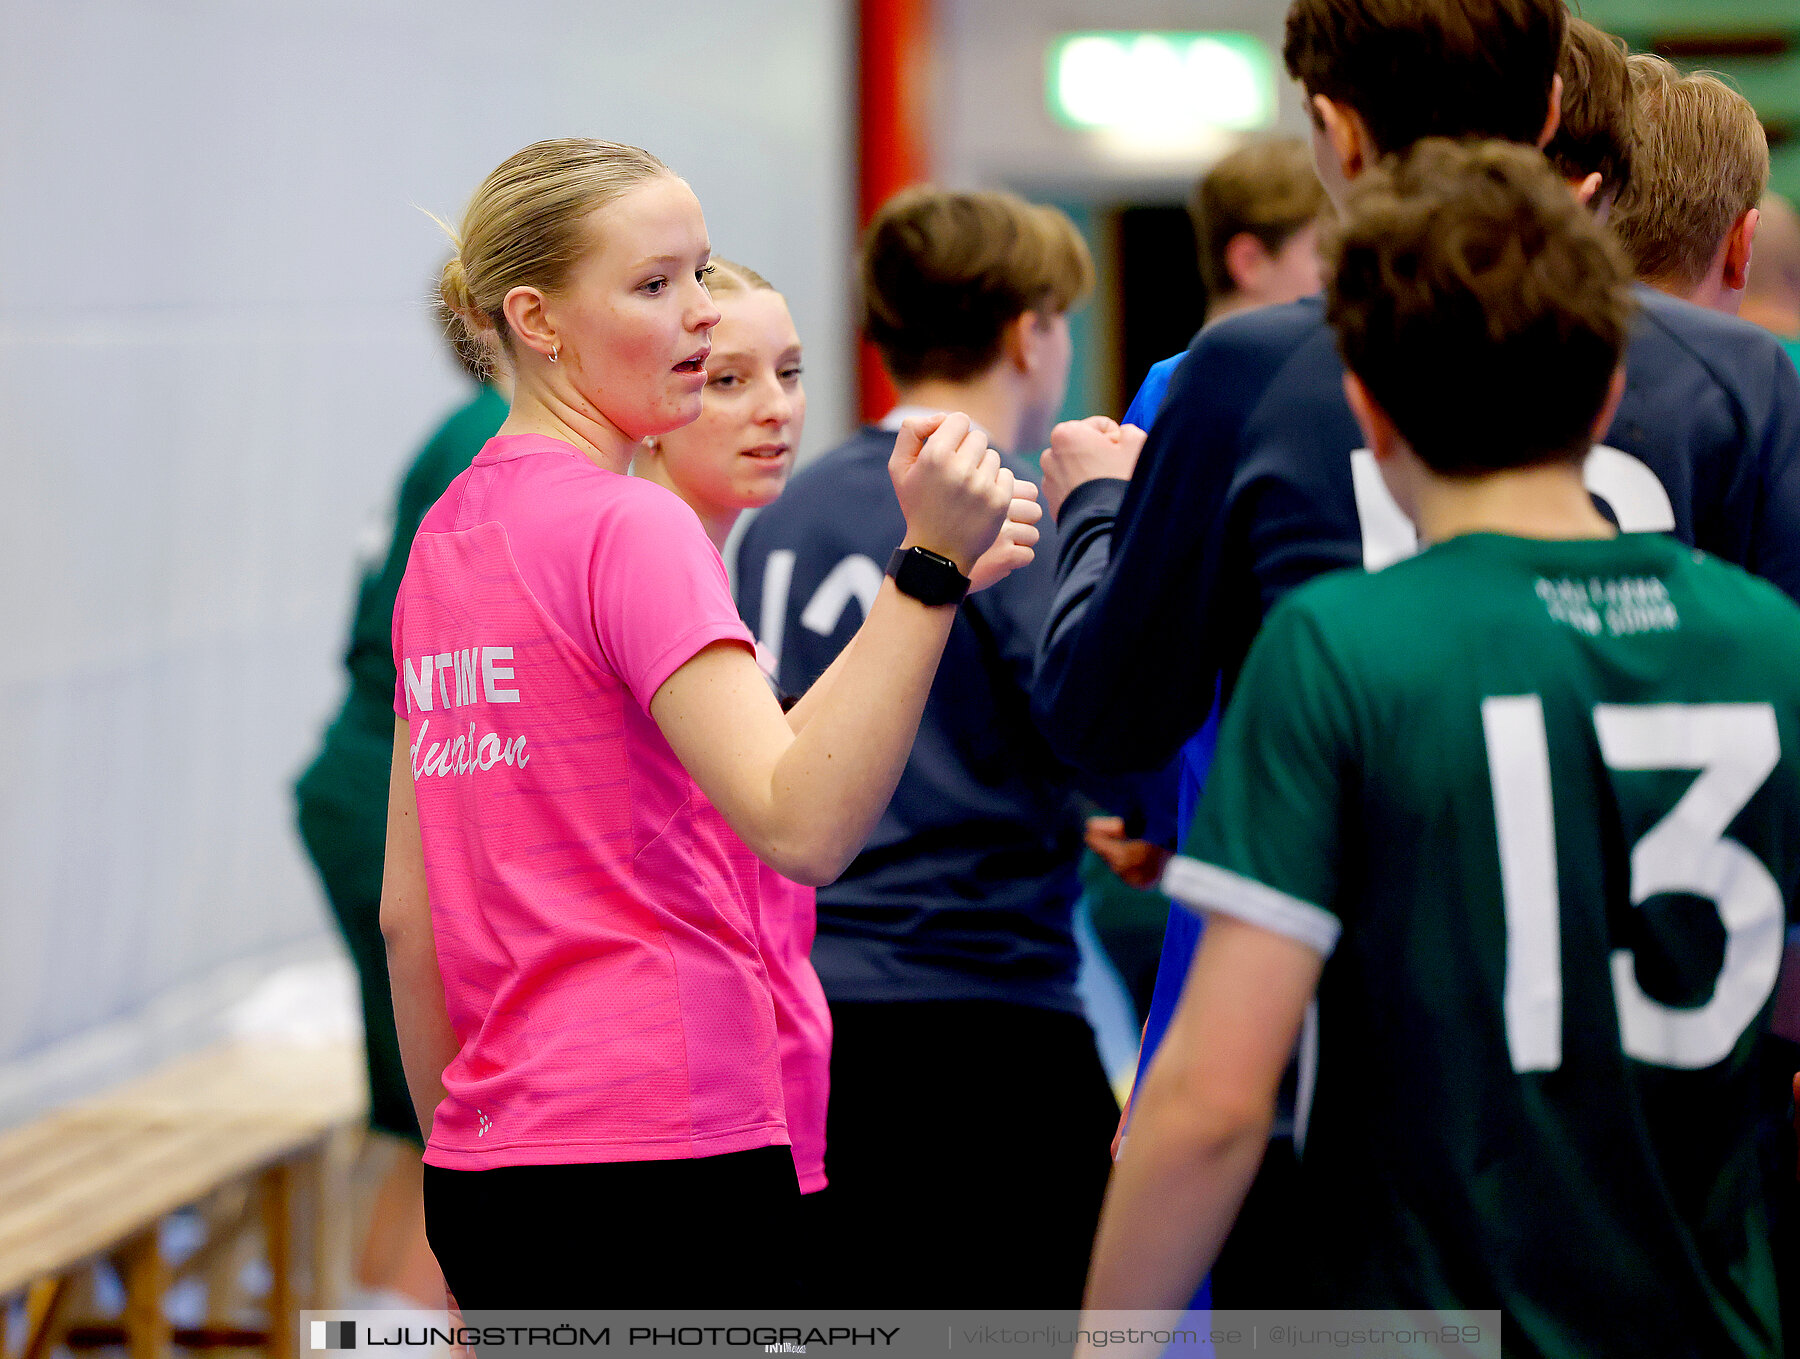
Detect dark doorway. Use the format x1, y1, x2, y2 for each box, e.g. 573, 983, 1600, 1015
1116, 205, 1207, 415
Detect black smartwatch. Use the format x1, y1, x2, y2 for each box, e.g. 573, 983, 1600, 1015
886, 545, 971, 607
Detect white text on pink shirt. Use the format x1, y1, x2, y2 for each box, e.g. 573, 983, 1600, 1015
403, 645, 529, 780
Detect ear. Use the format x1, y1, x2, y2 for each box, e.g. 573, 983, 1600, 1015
1003, 309, 1048, 376
1223, 231, 1271, 296
1589, 366, 1628, 446
502, 284, 558, 363
1723, 208, 1761, 292
1570, 172, 1603, 210
1536, 72, 1564, 150
1313, 94, 1371, 182
1342, 370, 1398, 460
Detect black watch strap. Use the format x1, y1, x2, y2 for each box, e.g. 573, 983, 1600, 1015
886, 545, 971, 607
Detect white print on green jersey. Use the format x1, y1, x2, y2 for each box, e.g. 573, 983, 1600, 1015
1350, 445, 1676, 570
1535, 575, 1680, 637
1483, 697, 1784, 1074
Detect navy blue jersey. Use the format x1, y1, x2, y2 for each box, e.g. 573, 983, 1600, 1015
1035, 286, 1800, 776
736, 425, 1088, 1012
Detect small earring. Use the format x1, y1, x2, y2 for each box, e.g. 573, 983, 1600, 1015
549, 344, 559, 363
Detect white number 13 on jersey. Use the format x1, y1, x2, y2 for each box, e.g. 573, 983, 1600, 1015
1482, 698, 1785, 1073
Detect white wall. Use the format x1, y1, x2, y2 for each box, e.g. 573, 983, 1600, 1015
0, 0, 853, 1124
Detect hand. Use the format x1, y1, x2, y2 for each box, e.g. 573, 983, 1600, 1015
1041, 416, 1147, 522
967, 480, 1042, 593
1112, 1098, 1130, 1161
1085, 815, 1172, 891
888, 412, 1014, 576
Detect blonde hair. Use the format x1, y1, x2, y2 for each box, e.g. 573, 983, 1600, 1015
437, 138, 672, 376
1609, 56, 1769, 291
705, 257, 775, 297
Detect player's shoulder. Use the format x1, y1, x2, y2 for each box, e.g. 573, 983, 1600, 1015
1191, 295, 1330, 371
515, 451, 706, 542
1144, 352, 1185, 390
1252, 563, 1374, 654
1672, 551, 1800, 705
1684, 545, 1800, 629
1161, 296, 1340, 429
1266, 535, 1534, 648
1630, 286, 1789, 408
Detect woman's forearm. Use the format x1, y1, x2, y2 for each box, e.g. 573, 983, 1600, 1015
653, 582, 955, 886
656, 411, 1017, 882
387, 927, 460, 1142
782, 633, 856, 737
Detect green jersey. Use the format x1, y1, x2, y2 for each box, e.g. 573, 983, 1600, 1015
296, 383, 507, 845
1171, 532, 1800, 1358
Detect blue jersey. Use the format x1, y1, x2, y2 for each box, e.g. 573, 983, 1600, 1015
1039, 287, 1800, 775
1116, 350, 1222, 1071
736, 425, 1091, 1011
1123, 353, 1184, 431
1042, 286, 1800, 1092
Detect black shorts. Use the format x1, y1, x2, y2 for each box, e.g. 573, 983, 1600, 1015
424, 1145, 801, 1309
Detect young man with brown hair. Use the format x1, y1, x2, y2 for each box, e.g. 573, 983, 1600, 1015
1610, 55, 1769, 315
1037, 0, 1800, 1309
1080, 135, 1800, 1359
1190, 138, 1326, 326
735, 186, 1121, 1307
1116, 138, 1329, 442
1542, 14, 1635, 215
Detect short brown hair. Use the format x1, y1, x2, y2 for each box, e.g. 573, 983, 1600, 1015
1609, 56, 1770, 291
860, 186, 1093, 384
1325, 139, 1633, 475
1283, 0, 1564, 155
1188, 139, 1328, 299
1543, 17, 1635, 198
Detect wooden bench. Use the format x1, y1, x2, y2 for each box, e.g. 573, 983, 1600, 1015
0, 1040, 366, 1359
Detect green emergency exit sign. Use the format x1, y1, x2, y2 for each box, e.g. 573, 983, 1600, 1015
1048, 32, 1278, 136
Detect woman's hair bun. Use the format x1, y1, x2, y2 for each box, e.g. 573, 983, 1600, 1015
436, 254, 497, 382
439, 253, 477, 323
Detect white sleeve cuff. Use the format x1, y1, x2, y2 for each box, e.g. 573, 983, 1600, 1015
1159, 855, 1341, 959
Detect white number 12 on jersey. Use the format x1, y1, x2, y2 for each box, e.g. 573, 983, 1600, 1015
1482, 698, 1785, 1073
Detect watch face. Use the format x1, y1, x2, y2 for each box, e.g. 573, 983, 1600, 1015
888, 545, 970, 606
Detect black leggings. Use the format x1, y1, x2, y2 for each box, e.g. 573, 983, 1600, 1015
424, 1145, 801, 1309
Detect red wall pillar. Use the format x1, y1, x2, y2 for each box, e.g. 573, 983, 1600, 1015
857, 0, 933, 421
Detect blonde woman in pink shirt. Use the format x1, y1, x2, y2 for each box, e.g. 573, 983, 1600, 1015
380, 139, 1038, 1308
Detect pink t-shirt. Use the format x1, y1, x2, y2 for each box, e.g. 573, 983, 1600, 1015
746, 628, 832, 1191
758, 849, 831, 1194
392, 433, 786, 1169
